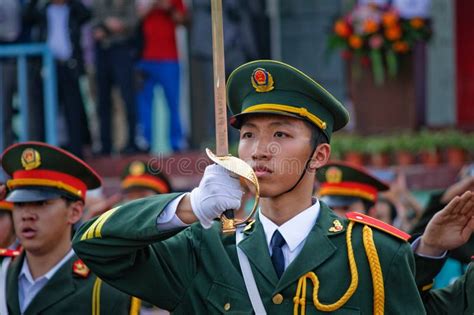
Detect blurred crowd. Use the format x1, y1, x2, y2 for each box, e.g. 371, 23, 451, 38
0, 0, 268, 158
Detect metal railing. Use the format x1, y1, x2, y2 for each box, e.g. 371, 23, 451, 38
0, 43, 58, 150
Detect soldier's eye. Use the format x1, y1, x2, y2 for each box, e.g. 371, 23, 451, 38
241, 132, 253, 139
274, 131, 288, 138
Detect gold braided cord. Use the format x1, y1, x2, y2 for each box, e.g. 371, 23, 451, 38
362, 225, 385, 315
129, 297, 142, 315
92, 277, 102, 315
293, 221, 359, 314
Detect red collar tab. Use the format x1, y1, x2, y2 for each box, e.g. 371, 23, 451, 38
72, 259, 90, 278
0, 248, 21, 257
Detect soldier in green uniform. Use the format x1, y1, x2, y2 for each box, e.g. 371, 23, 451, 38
1, 141, 131, 315
121, 160, 172, 202
73, 60, 425, 314
411, 190, 474, 314
316, 161, 389, 217
0, 198, 20, 315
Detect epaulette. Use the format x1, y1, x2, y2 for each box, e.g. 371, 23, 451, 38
73, 259, 91, 278
346, 212, 410, 241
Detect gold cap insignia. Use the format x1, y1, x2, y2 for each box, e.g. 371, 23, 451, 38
129, 161, 146, 176
329, 219, 343, 233
251, 68, 274, 93
73, 259, 90, 278
21, 148, 41, 170
326, 167, 342, 183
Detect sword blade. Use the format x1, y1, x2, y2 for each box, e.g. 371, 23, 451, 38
211, 0, 228, 157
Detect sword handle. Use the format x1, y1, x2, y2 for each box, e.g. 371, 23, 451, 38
221, 209, 235, 234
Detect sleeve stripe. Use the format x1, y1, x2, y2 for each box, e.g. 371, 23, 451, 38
81, 207, 119, 241
81, 216, 103, 241
94, 207, 119, 238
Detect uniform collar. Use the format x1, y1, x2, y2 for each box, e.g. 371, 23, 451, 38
19, 249, 75, 283
259, 199, 320, 252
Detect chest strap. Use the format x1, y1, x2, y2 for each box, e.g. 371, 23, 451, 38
236, 227, 267, 314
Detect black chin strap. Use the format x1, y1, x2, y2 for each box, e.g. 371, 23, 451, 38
273, 135, 322, 198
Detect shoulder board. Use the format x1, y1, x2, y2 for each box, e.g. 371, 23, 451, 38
0, 248, 21, 257
346, 212, 410, 241
73, 259, 91, 278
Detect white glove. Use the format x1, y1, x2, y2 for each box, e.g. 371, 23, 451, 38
190, 164, 244, 229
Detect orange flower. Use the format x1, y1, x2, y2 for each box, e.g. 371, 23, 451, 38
382, 11, 399, 27
392, 41, 410, 53
363, 19, 379, 34
334, 19, 352, 38
410, 18, 425, 29
385, 26, 402, 41
349, 35, 363, 49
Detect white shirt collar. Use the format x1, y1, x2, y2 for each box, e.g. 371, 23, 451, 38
19, 249, 75, 284
259, 199, 320, 252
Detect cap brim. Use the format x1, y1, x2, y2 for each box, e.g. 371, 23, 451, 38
320, 195, 360, 208
6, 188, 63, 203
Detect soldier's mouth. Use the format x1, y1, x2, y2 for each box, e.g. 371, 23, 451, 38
21, 227, 37, 239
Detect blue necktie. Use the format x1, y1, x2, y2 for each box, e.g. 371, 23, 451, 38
270, 230, 286, 278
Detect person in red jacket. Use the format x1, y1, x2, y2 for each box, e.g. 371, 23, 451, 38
136, 0, 189, 152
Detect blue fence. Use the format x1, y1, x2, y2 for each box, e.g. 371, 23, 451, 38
0, 43, 58, 150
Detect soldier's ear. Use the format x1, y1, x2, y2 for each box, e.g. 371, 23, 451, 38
308, 143, 330, 171
67, 200, 84, 225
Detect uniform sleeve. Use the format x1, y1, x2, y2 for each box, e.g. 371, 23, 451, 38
384, 242, 427, 314
414, 254, 447, 292
422, 263, 473, 313
72, 193, 200, 311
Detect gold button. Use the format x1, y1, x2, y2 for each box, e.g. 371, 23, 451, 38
272, 293, 284, 304
224, 303, 231, 311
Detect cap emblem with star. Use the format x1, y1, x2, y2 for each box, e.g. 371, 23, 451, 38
21, 148, 41, 170
326, 166, 343, 183
251, 68, 274, 93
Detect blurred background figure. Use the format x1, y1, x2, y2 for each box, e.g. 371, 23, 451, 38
0, 195, 20, 315
135, 0, 189, 153
0, 0, 43, 148
91, 0, 139, 155
411, 163, 474, 288
121, 159, 172, 202
373, 197, 398, 225
28, 0, 92, 158
316, 161, 389, 217
375, 170, 423, 230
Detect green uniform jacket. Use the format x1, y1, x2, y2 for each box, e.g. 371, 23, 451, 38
6, 253, 131, 315
72, 193, 425, 314
416, 255, 474, 314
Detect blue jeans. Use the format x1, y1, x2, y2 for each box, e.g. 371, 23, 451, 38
136, 60, 183, 151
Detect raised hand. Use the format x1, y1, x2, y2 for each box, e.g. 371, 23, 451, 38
418, 191, 474, 256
